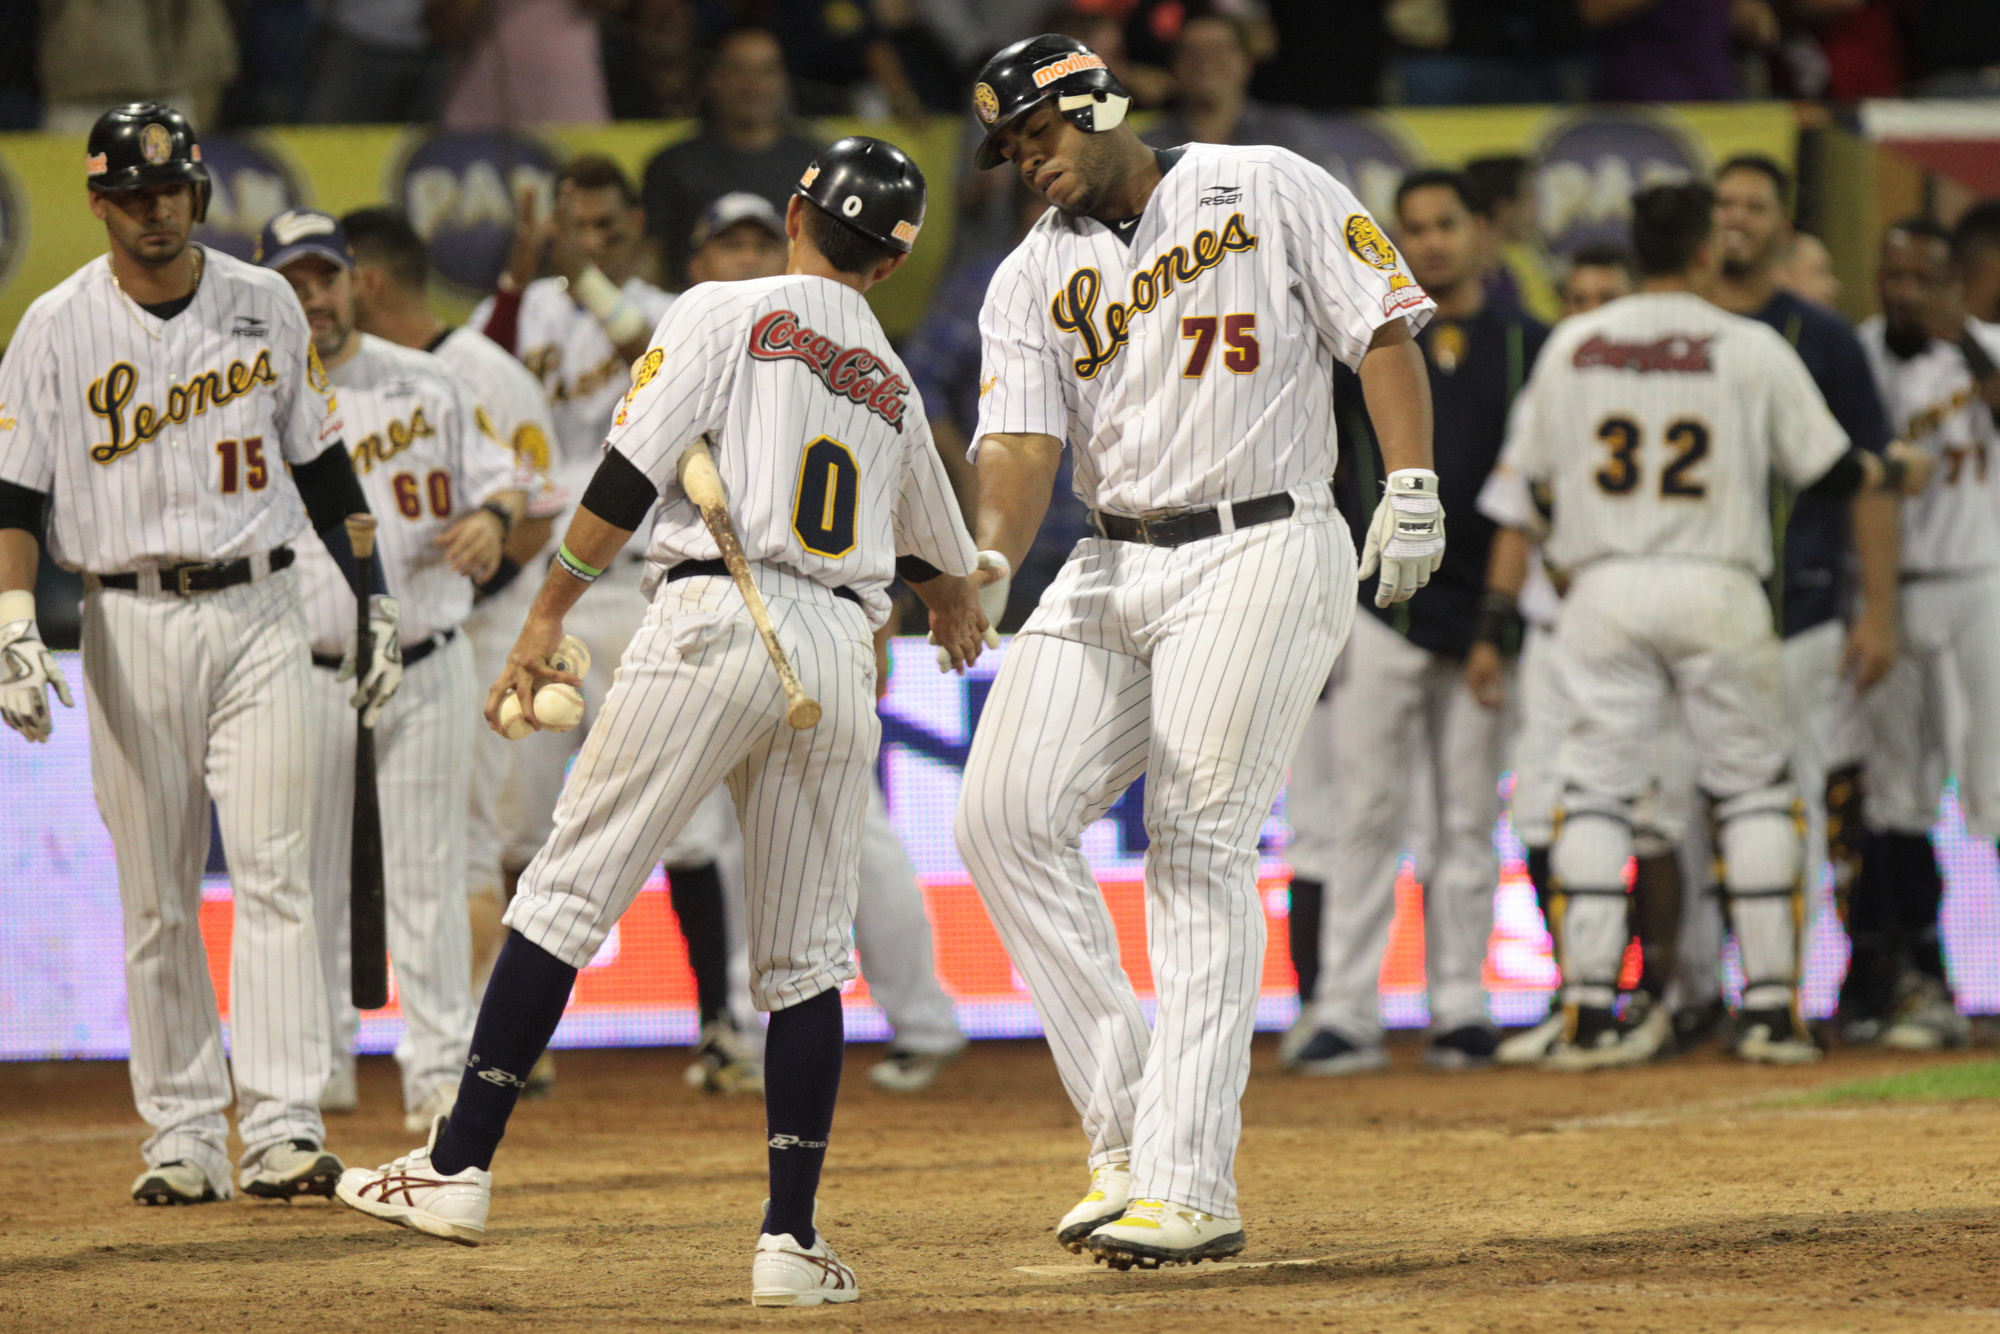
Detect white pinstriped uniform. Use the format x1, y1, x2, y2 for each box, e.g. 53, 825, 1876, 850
429, 325, 567, 910
502, 275, 976, 1014
1859, 318, 2000, 839
956, 143, 1431, 1218
469, 278, 689, 869
0, 247, 344, 1189
1501, 291, 1847, 1014
297, 334, 519, 1112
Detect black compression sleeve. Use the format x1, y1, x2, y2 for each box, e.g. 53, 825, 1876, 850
293, 442, 387, 597
0, 479, 47, 534
474, 554, 524, 603
896, 555, 944, 584
580, 447, 657, 532
1801, 447, 1869, 502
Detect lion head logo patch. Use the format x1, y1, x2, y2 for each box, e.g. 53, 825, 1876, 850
1344, 214, 1398, 271
972, 82, 1001, 125
140, 123, 173, 165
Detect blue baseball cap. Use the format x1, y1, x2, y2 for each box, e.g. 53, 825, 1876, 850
255, 208, 352, 270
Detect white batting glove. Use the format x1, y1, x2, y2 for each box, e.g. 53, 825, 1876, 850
1357, 468, 1445, 608
0, 592, 73, 744
337, 594, 404, 728
935, 550, 1009, 671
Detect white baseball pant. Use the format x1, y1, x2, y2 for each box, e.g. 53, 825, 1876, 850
307, 633, 478, 1112
1866, 567, 2000, 839
504, 569, 877, 1011
1313, 611, 1509, 1044
80, 567, 330, 1187
1552, 558, 1802, 1014
855, 781, 963, 1054
957, 492, 1352, 1219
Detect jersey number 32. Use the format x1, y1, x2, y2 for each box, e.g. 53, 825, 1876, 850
1594, 416, 1710, 499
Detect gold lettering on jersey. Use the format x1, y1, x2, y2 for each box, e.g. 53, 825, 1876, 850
474, 404, 499, 439
551, 351, 627, 405
88, 352, 278, 464
1050, 212, 1258, 379
1900, 385, 1975, 442
0, 403, 15, 431
350, 407, 437, 473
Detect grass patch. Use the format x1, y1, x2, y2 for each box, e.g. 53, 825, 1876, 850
1797, 1060, 2000, 1104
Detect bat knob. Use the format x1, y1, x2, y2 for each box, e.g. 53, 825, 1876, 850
786, 697, 822, 730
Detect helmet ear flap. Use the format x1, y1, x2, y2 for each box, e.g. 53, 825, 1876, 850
194, 178, 210, 225
1057, 89, 1129, 136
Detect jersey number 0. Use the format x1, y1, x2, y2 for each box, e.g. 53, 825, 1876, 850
793, 435, 859, 557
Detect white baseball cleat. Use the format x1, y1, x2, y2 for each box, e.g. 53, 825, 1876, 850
1088, 1198, 1246, 1270
750, 1231, 859, 1307
403, 1085, 457, 1135
241, 1140, 344, 1200
1056, 1162, 1132, 1253
335, 1115, 491, 1245
868, 1044, 963, 1093
1495, 1012, 1565, 1065
1735, 1009, 1822, 1065
132, 1160, 227, 1206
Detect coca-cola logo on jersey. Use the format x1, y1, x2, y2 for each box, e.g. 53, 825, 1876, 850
1572, 334, 1714, 373
748, 310, 909, 430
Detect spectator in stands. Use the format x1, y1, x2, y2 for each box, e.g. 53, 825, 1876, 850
641, 26, 822, 291
1253, 0, 1390, 110
38, 0, 237, 133
1955, 203, 2000, 323
1464, 155, 1563, 325
433, 0, 610, 130
757, 0, 921, 118
303, 0, 440, 122
1390, 0, 1591, 105
1558, 242, 1636, 316
1779, 230, 1842, 309
685, 192, 787, 286
1583, 0, 1778, 101
1140, 12, 1315, 157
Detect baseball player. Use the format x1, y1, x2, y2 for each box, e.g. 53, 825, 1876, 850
1503, 182, 1896, 1070
335, 138, 991, 1308
0, 104, 399, 1202
953, 35, 1440, 1269
1286, 168, 1546, 1077
337, 205, 566, 1081
261, 209, 528, 1131
478, 159, 764, 1092
1851, 218, 2000, 1050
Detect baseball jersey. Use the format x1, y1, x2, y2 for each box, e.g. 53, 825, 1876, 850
473, 275, 674, 496
295, 333, 518, 653
1474, 461, 1564, 630
0, 246, 342, 572
1859, 316, 2000, 575
606, 275, 975, 628
972, 142, 1435, 515
1502, 291, 1848, 578
430, 324, 567, 522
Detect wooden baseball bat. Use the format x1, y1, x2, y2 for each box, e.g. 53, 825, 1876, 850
678, 436, 822, 729
345, 514, 390, 1010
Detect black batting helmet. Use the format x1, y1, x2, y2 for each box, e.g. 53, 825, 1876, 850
86, 102, 211, 222
794, 136, 926, 254
970, 34, 1131, 171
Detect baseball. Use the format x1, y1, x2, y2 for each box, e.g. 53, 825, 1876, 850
534, 682, 586, 732
495, 692, 535, 740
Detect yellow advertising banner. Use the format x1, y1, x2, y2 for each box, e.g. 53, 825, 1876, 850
0, 103, 1796, 350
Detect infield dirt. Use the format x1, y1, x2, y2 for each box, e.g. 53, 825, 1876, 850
3, 1037, 1998, 1332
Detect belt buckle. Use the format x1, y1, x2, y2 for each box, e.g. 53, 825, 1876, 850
1135, 508, 1178, 547
174, 564, 203, 596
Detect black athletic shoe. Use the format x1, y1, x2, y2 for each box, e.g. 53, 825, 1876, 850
1424, 1025, 1501, 1070
1287, 1028, 1388, 1075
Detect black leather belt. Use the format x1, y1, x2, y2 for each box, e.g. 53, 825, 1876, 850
667, 558, 861, 607
1092, 492, 1294, 547
312, 627, 455, 672
97, 546, 295, 594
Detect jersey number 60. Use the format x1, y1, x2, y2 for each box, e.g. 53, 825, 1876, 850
793, 435, 859, 558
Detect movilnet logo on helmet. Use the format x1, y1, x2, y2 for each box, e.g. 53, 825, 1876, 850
892, 219, 919, 245
1032, 51, 1106, 88
800, 164, 820, 188
140, 123, 173, 165
85, 153, 108, 175
748, 309, 910, 430
1572, 333, 1714, 373
972, 82, 1001, 124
